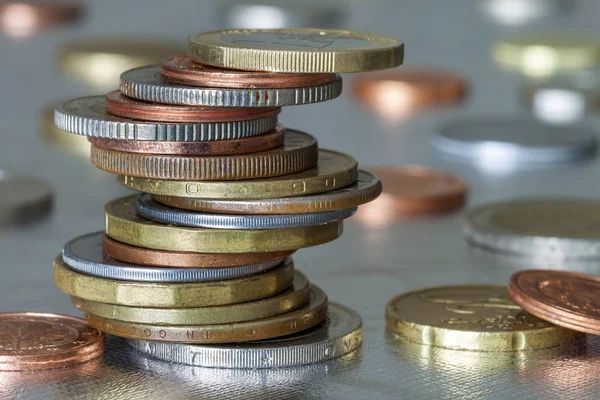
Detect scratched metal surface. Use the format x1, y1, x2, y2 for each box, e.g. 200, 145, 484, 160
2, 0, 600, 399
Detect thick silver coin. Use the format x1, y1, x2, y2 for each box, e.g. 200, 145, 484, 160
54, 96, 278, 141
127, 302, 362, 369
62, 232, 284, 282
465, 198, 600, 259
0, 172, 53, 225
120, 65, 343, 107
136, 194, 356, 229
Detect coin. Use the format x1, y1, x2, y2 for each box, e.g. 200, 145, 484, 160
39, 102, 90, 158
509, 270, 600, 335
105, 90, 281, 122
62, 232, 283, 282
137, 194, 356, 229
0, 313, 103, 371
127, 302, 361, 368
0, 172, 53, 225
105, 196, 343, 253
386, 285, 581, 351
433, 117, 598, 166
90, 129, 318, 180
492, 33, 600, 77
465, 198, 600, 259
84, 284, 327, 343
54, 254, 294, 307
0, 2, 82, 38
118, 149, 358, 199
102, 234, 294, 268
188, 28, 404, 73
55, 96, 278, 141
480, 0, 574, 26
120, 65, 343, 107
161, 55, 337, 89
72, 271, 309, 325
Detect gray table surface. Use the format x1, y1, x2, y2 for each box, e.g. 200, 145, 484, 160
2, 0, 600, 399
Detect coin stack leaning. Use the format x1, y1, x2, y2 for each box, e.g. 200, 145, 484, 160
52, 28, 403, 369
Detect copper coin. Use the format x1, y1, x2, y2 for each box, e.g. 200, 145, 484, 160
102, 234, 295, 268
509, 270, 600, 335
355, 165, 467, 225
0, 313, 104, 371
161, 55, 337, 89
88, 124, 285, 156
0, 2, 82, 38
105, 90, 281, 122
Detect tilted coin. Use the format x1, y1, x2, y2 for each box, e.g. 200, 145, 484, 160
90, 129, 318, 180
465, 198, 600, 259
105, 196, 343, 253
137, 194, 356, 229
0, 172, 53, 225
127, 302, 361, 368
154, 169, 381, 214
62, 232, 283, 282
509, 270, 600, 335
0, 313, 104, 371
118, 149, 358, 199
85, 285, 327, 343
54, 96, 278, 141
188, 28, 403, 73
72, 271, 309, 325
0, 2, 82, 38
386, 285, 581, 351
40, 101, 90, 158
120, 65, 342, 107
54, 254, 294, 307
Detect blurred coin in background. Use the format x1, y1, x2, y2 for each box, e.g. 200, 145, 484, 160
0, 172, 53, 226
0, 1, 83, 38
479, 0, 574, 26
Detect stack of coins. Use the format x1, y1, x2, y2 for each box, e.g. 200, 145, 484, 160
52, 28, 403, 368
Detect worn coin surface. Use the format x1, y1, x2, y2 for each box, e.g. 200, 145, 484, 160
0, 172, 53, 225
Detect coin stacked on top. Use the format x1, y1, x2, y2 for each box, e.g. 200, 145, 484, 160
53, 28, 403, 369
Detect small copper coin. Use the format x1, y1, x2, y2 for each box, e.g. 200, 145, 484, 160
509, 270, 600, 335
0, 312, 104, 371
105, 90, 280, 122
89, 124, 285, 156
0, 2, 82, 38
102, 234, 295, 268
161, 55, 337, 89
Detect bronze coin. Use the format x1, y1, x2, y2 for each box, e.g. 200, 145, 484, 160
0, 2, 82, 38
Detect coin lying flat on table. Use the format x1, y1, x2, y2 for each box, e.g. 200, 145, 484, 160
509, 270, 600, 335
465, 198, 600, 259
54, 255, 294, 308
72, 271, 309, 325
0, 1, 82, 38
0, 172, 53, 225
386, 285, 581, 351
118, 149, 358, 199
0, 312, 104, 371
90, 129, 318, 180
120, 65, 342, 107
55, 96, 278, 141
128, 302, 361, 368
105, 196, 343, 253
85, 285, 327, 343
188, 28, 404, 73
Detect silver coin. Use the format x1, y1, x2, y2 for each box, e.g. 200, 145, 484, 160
0, 172, 53, 225
54, 96, 278, 141
479, 0, 573, 26
62, 231, 284, 282
120, 65, 343, 107
433, 117, 597, 166
127, 302, 362, 369
465, 198, 600, 259
136, 194, 356, 229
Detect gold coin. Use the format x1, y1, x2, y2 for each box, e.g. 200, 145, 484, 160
385, 285, 581, 351
54, 255, 294, 308
85, 284, 327, 343
71, 271, 309, 325
106, 196, 343, 253
118, 149, 358, 199
188, 29, 403, 73
39, 102, 90, 158
90, 130, 318, 180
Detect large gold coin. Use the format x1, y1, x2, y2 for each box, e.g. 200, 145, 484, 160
71, 271, 309, 325
54, 255, 294, 308
188, 28, 403, 73
118, 149, 358, 199
85, 285, 327, 343
105, 195, 343, 253
386, 285, 581, 352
